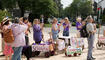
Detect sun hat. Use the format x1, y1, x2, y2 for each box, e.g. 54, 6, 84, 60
1, 17, 10, 25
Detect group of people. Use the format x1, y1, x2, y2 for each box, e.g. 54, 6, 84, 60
0, 16, 71, 60
0, 17, 32, 60
76, 16, 96, 60
0, 16, 96, 60
52, 16, 97, 60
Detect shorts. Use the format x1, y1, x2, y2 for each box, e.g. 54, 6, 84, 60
52, 33, 58, 42
63, 31, 69, 36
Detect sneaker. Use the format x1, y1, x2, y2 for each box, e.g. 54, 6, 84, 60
91, 57, 96, 60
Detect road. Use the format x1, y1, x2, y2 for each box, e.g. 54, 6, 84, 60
0, 27, 105, 60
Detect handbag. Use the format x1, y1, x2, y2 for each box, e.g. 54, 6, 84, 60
3, 29, 14, 43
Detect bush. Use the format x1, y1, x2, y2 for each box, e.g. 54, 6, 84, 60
0, 10, 11, 22
72, 22, 76, 26
44, 24, 52, 27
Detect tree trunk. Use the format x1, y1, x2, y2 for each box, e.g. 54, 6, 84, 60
20, 8, 24, 17
17, 1, 25, 17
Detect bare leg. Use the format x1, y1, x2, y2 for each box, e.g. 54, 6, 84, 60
5, 55, 8, 60
9, 54, 12, 60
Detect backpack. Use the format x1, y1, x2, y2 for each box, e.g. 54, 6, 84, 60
80, 24, 89, 38
3, 29, 14, 43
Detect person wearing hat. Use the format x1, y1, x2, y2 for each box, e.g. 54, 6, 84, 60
0, 18, 11, 57
86, 16, 96, 60
1, 18, 13, 60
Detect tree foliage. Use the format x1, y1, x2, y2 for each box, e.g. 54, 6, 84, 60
31, 0, 59, 18
63, 0, 93, 19
0, 10, 11, 22
102, 8, 105, 24
0, 0, 59, 18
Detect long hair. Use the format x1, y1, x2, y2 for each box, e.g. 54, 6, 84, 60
52, 18, 57, 24
64, 17, 70, 24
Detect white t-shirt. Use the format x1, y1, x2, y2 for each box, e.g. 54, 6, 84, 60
86, 23, 94, 33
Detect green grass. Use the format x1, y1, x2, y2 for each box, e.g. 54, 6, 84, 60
44, 24, 52, 27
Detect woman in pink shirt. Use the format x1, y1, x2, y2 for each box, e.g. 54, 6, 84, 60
2, 19, 13, 60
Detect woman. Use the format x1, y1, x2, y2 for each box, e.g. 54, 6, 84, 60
63, 17, 70, 36
8, 19, 28, 60
23, 17, 31, 45
76, 17, 82, 37
33, 19, 43, 44
51, 18, 62, 54
0, 21, 5, 56
52, 18, 59, 43
2, 19, 13, 60
76, 17, 82, 30
33, 19, 43, 56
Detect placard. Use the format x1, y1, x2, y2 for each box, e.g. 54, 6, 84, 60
32, 44, 49, 52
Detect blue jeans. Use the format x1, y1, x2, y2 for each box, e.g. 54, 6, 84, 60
63, 31, 69, 36
87, 34, 94, 59
12, 47, 23, 60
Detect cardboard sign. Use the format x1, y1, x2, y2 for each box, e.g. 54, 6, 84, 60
66, 46, 82, 56
57, 40, 65, 50
99, 37, 105, 43
70, 37, 84, 48
32, 44, 50, 52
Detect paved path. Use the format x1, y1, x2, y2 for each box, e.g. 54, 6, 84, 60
0, 27, 105, 60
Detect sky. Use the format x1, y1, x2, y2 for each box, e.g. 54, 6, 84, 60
95, 0, 101, 3
61, 0, 102, 8
61, 0, 73, 8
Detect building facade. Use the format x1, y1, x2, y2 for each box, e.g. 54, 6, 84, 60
98, 0, 105, 10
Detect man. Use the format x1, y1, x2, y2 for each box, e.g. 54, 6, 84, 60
86, 16, 96, 60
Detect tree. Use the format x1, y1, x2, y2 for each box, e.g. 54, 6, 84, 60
1, 0, 16, 10
17, 0, 31, 17
53, 0, 63, 17
63, 0, 93, 19
102, 8, 105, 24
0, 10, 11, 22
1, 0, 59, 18
0, 0, 3, 10
79, 0, 93, 18
31, 0, 59, 18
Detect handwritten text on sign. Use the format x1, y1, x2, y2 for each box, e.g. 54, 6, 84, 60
32, 45, 50, 52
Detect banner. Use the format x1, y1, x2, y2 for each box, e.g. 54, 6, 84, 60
32, 44, 50, 52
66, 46, 82, 56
